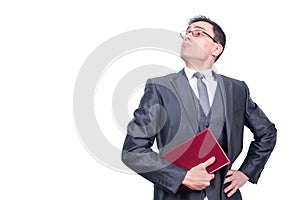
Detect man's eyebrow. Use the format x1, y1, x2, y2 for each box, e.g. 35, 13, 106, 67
186, 25, 207, 31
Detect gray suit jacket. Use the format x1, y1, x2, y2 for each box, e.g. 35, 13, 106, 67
122, 69, 277, 200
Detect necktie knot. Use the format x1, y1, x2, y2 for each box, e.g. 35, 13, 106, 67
193, 72, 205, 80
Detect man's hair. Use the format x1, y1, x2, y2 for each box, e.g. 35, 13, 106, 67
188, 15, 226, 62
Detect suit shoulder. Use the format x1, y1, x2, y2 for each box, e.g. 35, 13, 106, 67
147, 72, 182, 84
219, 74, 247, 87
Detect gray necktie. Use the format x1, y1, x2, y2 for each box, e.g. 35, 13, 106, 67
194, 72, 210, 115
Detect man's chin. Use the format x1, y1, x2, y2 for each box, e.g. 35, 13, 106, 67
180, 52, 195, 62
179, 54, 188, 63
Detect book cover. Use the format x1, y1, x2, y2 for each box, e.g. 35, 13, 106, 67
161, 128, 230, 173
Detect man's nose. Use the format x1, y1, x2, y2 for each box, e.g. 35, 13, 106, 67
184, 33, 191, 41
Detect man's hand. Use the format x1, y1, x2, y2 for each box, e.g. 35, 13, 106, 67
224, 170, 249, 197
181, 157, 215, 190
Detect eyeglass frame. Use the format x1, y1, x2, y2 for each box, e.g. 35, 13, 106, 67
180, 29, 218, 43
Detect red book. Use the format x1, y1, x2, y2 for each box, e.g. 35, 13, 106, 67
161, 128, 230, 173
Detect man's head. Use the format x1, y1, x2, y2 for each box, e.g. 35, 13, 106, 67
180, 15, 226, 66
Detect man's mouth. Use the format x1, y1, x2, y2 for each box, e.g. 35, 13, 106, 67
182, 41, 192, 47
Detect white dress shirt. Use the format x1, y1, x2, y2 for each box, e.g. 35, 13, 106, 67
184, 67, 217, 106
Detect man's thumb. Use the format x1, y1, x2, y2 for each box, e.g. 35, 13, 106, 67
203, 156, 216, 168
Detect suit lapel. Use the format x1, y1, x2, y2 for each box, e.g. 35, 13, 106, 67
170, 70, 199, 135
215, 74, 233, 157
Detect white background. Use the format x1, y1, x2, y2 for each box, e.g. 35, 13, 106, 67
1, 0, 299, 199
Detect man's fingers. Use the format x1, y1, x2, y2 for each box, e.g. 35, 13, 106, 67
226, 186, 237, 198
224, 177, 231, 184
193, 157, 215, 170
224, 171, 233, 184
226, 169, 233, 176
203, 156, 215, 168
224, 182, 234, 193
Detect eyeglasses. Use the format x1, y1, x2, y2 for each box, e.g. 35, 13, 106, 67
180, 29, 218, 43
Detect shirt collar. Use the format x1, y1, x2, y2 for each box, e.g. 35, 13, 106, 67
184, 66, 215, 81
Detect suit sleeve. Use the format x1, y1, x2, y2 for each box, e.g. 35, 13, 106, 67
239, 82, 277, 183
121, 79, 187, 194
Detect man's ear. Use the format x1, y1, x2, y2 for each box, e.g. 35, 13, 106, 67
212, 44, 223, 58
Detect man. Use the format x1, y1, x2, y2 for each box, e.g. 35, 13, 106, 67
121, 15, 277, 200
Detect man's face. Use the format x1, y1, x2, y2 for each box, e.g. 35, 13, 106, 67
180, 21, 216, 64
